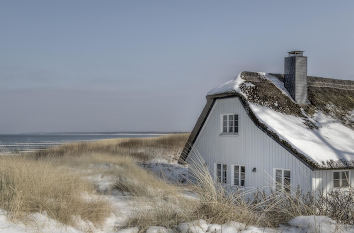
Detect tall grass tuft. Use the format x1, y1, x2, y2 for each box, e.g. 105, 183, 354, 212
127, 152, 354, 229
0, 157, 111, 227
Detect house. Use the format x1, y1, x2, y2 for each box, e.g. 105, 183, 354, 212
179, 51, 354, 195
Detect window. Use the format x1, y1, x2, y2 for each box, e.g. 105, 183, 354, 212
223, 164, 227, 184
233, 165, 245, 187
216, 163, 227, 184
274, 169, 291, 192
222, 114, 238, 134
333, 171, 350, 188
217, 164, 222, 183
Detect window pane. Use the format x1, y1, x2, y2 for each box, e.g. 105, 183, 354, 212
333, 172, 340, 179
217, 164, 221, 183
241, 174, 245, 187
276, 169, 282, 179
333, 179, 340, 188
275, 169, 282, 191
234, 115, 239, 133
229, 120, 234, 132
342, 171, 349, 187
223, 164, 227, 184
223, 115, 228, 133
342, 179, 349, 187
240, 166, 245, 187
241, 172, 245, 180
284, 170, 290, 192
229, 115, 234, 133
284, 170, 290, 179
234, 166, 239, 186
241, 180, 245, 186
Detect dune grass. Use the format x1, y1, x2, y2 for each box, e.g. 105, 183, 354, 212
127, 154, 354, 230
0, 156, 111, 227
0, 133, 189, 229
31, 133, 189, 162
3, 133, 351, 231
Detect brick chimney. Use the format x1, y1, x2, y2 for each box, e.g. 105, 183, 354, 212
284, 51, 308, 104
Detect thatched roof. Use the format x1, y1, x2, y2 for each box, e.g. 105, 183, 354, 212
180, 72, 354, 170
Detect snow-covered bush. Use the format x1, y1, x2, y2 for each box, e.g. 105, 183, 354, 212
315, 189, 354, 224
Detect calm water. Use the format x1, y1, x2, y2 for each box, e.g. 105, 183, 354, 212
0, 132, 166, 153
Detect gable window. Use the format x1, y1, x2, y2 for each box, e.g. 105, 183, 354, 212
333, 171, 350, 188
222, 114, 238, 134
274, 169, 291, 192
233, 165, 245, 187
216, 163, 227, 184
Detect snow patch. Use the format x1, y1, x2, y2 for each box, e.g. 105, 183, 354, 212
207, 73, 245, 96
288, 216, 337, 233
0, 210, 82, 233
146, 226, 173, 233
264, 73, 293, 100
250, 104, 354, 166
139, 162, 189, 184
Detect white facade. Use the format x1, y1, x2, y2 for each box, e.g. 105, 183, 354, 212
312, 170, 354, 194
187, 97, 353, 194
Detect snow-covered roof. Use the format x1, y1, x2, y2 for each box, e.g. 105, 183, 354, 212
181, 72, 354, 169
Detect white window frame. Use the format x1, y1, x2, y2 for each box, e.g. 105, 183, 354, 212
273, 168, 291, 192
215, 163, 227, 184
232, 164, 245, 187
220, 113, 239, 135
333, 170, 351, 189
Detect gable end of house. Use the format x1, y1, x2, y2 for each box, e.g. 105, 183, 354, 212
179, 90, 354, 170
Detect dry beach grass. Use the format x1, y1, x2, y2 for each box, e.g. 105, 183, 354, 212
0, 133, 189, 230
0, 156, 111, 227
128, 153, 354, 230
32, 133, 189, 161
0, 133, 353, 232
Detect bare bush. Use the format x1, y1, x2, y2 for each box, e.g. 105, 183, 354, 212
315, 189, 354, 224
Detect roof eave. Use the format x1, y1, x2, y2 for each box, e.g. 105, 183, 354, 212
179, 92, 354, 170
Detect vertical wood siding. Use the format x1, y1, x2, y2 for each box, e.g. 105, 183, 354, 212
187, 97, 313, 194
312, 169, 354, 194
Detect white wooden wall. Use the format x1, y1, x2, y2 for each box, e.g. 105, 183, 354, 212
187, 97, 313, 194
312, 169, 354, 194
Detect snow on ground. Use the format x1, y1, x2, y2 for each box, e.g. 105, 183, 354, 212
0, 210, 82, 233
139, 161, 188, 184
2, 210, 353, 233
115, 217, 354, 233
1, 159, 354, 233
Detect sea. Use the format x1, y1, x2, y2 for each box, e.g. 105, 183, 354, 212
0, 132, 166, 154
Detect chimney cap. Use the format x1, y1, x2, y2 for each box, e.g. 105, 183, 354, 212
288, 50, 304, 56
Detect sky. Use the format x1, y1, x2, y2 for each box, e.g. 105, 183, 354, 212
1, 0, 354, 133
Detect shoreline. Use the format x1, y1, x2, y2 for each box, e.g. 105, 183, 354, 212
0, 132, 187, 155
